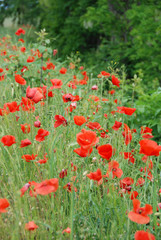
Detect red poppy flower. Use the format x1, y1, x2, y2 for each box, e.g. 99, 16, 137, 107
62, 227, 71, 234
31, 178, 59, 195
0, 74, 5, 81
87, 168, 103, 185
21, 123, 31, 134
76, 129, 99, 150
88, 95, 100, 102
46, 62, 55, 70
105, 161, 123, 179
20, 47, 26, 53
0, 68, 4, 73
0, 199, 10, 213
20, 183, 31, 197
74, 116, 86, 126
101, 71, 110, 77
136, 178, 145, 187
25, 221, 38, 231
97, 144, 113, 161
134, 230, 155, 240
27, 56, 35, 63
15, 28, 25, 36
5, 101, 19, 113
20, 97, 35, 112
74, 147, 93, 157
112, 121, 122, 131
111, 75, 120, 87
20, 139, 32, 148
15, 74, 26, 85
50, 79, 63, 89
86, 122, 102, 130
54, 115, 67, 128
59, 67, 67, 74
130, 191, 139, 200
36, 153, 48, 164
1, 135, 16, 147
120, 177, 134, 190
34, 120, 41, 128
122, 123, 132, 145
62, 93, 74, 102
35, 129, 50, 142
22, 154, 38, 162
139, 139, 161, 156
26, 86, 43, 103
128, 199, 153, 224
108, 90, 115, 95
117, 106, 136, 116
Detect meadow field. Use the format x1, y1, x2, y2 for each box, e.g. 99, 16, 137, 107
0, 27, 160, 240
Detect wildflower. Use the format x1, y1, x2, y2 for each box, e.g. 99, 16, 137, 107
128, 199, 153, 224
139, 139, 161, 156
74, 116, 86, 126
15, 74, 26, 85
1, 135, 16, 147
134, 230, 155, 240
25, 221, 38, 231
0, 199, 10, 213
97, 144, 113, 161
35, 129, 50, 142
54, 115, 67, 128
20, 139, 32, 148
76, 129, 99, 150
111, 75, 120, 87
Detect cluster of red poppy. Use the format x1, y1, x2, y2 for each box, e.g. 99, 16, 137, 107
0, 29, 160, 239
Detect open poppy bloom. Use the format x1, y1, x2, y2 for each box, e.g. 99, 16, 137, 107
35, 129, 50, 142
62, 227, 71, 234
0, 198, 10, 213
15, 28, 25, 36
76, 129, 99, 150
97, 144, 113, 161
86, 122, 102, 130
20, 139, 32, 148
101, 71, 110, 77
25, 221, 38, 231
120, 177, 134, 191
74, 147, 93, 157
1, 135, 16, 147
26, 86, 43, 103
139, 139, 161, 156
59, 67, 67, 74
15, 74, 26, 85
54, 115, 67, 128
87, 168, 103, 185
36, 153, 48, 164
5, 101, 19, 113
22, 154, 38, 162
50, 79, 63, 89
112, 121, 122, 131
111, 75, 120, 87
21, 123, 31, 134
30, 178, 59, 195
117, 106, 136, 116
134, 230, 155, 240
105, 161, 123, 179
74, 116, 86, 126
128, 199, 153, 224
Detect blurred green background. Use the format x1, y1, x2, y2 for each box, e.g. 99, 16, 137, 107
0, 0, 161, 138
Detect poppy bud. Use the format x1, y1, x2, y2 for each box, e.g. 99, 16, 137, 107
34, 120, 41, 128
